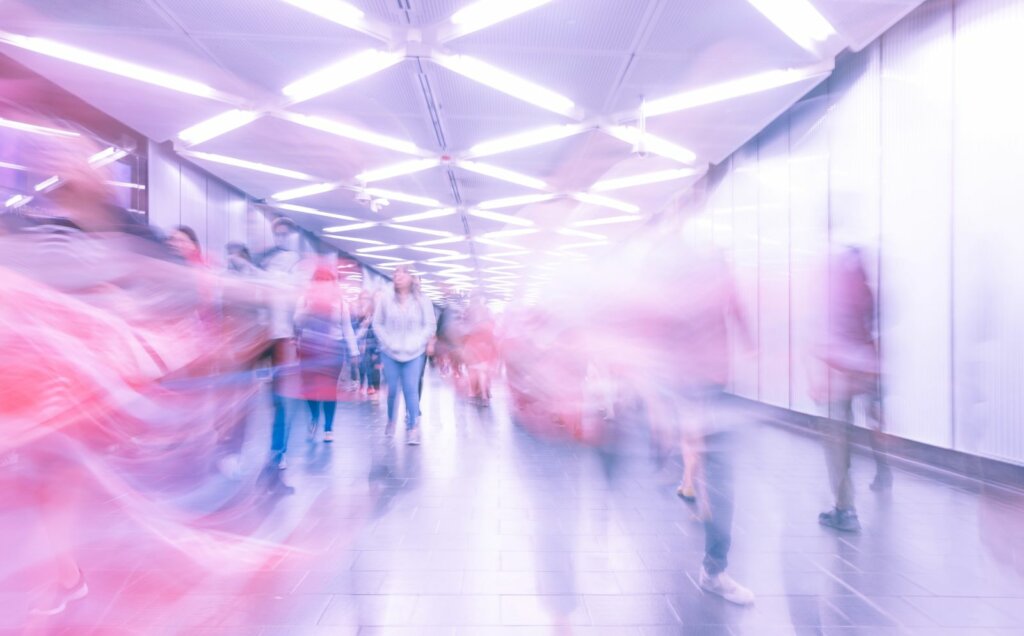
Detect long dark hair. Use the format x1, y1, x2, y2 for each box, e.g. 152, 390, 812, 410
174, 225, 201, 251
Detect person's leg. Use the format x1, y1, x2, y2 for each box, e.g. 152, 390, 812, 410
307, 399, 320, 423
824, 398, 855, 511
323, 401, 337, 433
270, 393, 289, 463
866, 381, 892, 489
402, 354, 427, 430
700, 431, 733, 576
382, 354, 401, 427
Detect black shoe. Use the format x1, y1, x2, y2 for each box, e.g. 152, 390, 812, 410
29, 569, 88, 616
818, 507, 861, 532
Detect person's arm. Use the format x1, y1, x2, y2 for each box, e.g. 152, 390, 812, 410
372, 299, 390, 352
341, 301, 359, 357
420, 295, 438, 348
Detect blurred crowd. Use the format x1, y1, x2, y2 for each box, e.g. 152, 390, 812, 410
1, 110, 895, 623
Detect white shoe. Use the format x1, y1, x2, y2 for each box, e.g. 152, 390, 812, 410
699, 568, 755, 606
277, 457, 288, 470
407, 427, 421, 445
385, 421, 395, 437
323, 431, 334, 443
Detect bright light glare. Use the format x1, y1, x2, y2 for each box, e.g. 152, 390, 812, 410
281, 113, 425, 155
644, 63, 833, 117
356, 158, 439, 183
323, 221, 377, 232
363, 188, 442, 208
416, 236, 466, 247
571, 214, 644, 227
357, 245, 401, 253
0, 117, 79, 138
557, 228, 606, 241
391, 208, 457, 223
33, 176, 60, 192
591, 168, 697, 192
87, 147, 128, 168
270, 202, 357, 221
572, 192, 640, 214
361, 254, 408, 262
183, 150, 314, 180
282, 49, 403, 103
605, 126, 698, 164
466, 124, 587, 158
457, 160, 547, 190
1, 33, 218, 98
279, 0, 365, 27
323, 234, 385, 245
386, 224, 455, 237
4, 194, 30, 208
449, 0, 552, 35
178, 110, 260, 145
468, 208, 536, 227
477, 193, 555, 209
433, 54, 578, 118
271, 182, 338, 201
483, 228, 538, 239
747, 0, 837, 52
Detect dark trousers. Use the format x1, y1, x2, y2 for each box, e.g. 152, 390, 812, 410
700, 431, 734, 575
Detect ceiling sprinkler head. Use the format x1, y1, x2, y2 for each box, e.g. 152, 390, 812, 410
370, 198, 390, 213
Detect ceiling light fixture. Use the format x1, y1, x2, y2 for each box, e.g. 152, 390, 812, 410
0, 116, 79, 138
282, 49, 404, 103
87, 147, 128, 168
386, 224, 454, 237
391, 208, 457, 223
323, 221, 377, 232
571, 214, 644, 227
271, 202, 357, 221
591, 168, 697, 192
644, 62, 834, 117
428, 254, 473, 262
558, 240, 609, 250
278, 0, 365, 27
33, 175, 60, 192
362, 254, 409, 262
747, 0, 837, 52
409, 246, 460, 256
0, 33, 220, 99
465, 124, 587, 158
323, 234, 385, 245
182, 150, 314, 180
280, 113, 425, 155
356, 158, 440, 183
474, 236, 524, 250
362, 188, 442, 207
357, 245, 401, 253
477, 193, 555, 210
483, 228, 539, 239
432, 53, 579, 118
457, 160, 547, 190
572, 192, 640, 214
178, 110, 260, 146
447, 0, 553, 38
467, 208, 535, 227
4, 193, 31, 208
557, 228, 607, 241
478, 256, 519, 265
415, 236, 466, 247
271, 182, 337, 201
605, 126, 698, 164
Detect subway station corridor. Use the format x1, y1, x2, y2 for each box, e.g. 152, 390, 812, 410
4, 375, 1022, 635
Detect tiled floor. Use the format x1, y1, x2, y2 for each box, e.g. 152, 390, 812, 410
5, 374, 1024, 634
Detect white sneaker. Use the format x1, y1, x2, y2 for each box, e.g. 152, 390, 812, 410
277, 457, 288, 470
323, 431, 334, 443
699, 568, 755, 606
407, 427, 421, 446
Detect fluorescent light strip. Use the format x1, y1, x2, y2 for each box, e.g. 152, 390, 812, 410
467, 208, 535, 227
280, 113, 425, 155
605, 126, 697, 164
33, 176, 60, 192
433, 53, 578, 118
282, 49, 403, 103
408, 246, 460, 256
271, 202, 357, 221
571, 214, 644, 228
465, 124, 586, 158
477, 193, 555, 210
323, 221, 377, 232
0, 33, 219, 99
478, 256, 519, 265
483, 264, 524, 271
486, 250, 531, 258
448, 0, 553, 37
178, 110, 259, 146
591, 168, 697, 192
557, 228, 607, 241
363, 188, 442, 207
419, 261, 465, 269
386, 224, 454, 237
106, 180, 146, 190
323, 234, 385, 245
483, 228, 538, 239
87, 147, 128, 168
362, 254, 409, 262
457, 160, 546, 190
357, 245, 401, 253
474, 236, 524, 250
0, 160, 28, 171
379, 260, 416, 268
558, 241, 608, 250
4, 194, 31, 208
644, 63, 833, 117
572, 192, 640, 214
271, 182, 337, 201
426, 254, 472, 262
279, 0, 364, 27
415, 236, 466, 246
0, 117, 79, 138
356, 158, 439, 183
183, 150, 313, 180
391, 208, 456, 223
747, 0, 837, 52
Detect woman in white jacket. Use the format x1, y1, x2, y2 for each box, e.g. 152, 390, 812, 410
373, 266, 436, 444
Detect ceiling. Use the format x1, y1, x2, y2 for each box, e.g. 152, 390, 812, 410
0, 0, 923, 301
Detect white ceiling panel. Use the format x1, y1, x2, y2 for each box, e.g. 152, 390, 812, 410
357, 0, 464, 26
2, 0, 178, 33
425, 63, 572, 126
157, 0, 380, 39
292, 60, 428, 118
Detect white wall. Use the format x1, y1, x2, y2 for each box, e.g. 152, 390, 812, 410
693, 0, 1024, 465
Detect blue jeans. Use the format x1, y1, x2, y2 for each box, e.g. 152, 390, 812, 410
700, 431, 734, 575
383, 353, 426, 430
